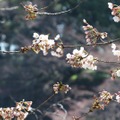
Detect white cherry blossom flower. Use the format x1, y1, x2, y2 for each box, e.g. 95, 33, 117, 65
108, 2, 113, 9
51, 46, 63, 57
53, 82, 71, 94
33, 32, 39, 39
66, 47, 97, 70
112, 50, 120, 56
113, 16, 120, 22
111, 43, 120, 60
39, 34, 49, 41
111, 43, 116, 50
115, 91, 120, 103
55, 34, 60, 40
32, 33, 55, 55
108, 2, 120, 22
73, 49, 79, 55
116, 69, 120, 77
66, 53, 71, 59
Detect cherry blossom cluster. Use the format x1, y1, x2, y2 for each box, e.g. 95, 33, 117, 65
72, 90, 120, 119
0, 100, 32, 120
89, 90, 120, 113
32, 33, 55, 55
89, 96, 105, 112
99, 90, 113, 105
22, 2, 38, 20
90, 90, 113, 112
108, 2, 120, 22
30, 33, 63, 57
53, 82, 71, 94
82, 19, 107, 44
51, 45, 64, 58
66, 47, 97, 70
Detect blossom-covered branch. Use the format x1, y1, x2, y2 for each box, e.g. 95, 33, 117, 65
0, 100, 32, 120
73, 90, 120, 120
0, 32, 120, 79
21, 2, 81, 20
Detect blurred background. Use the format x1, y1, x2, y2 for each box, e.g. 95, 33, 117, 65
0, 0, 120, 119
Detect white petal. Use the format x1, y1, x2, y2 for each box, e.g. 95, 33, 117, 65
33, 33, 39, 38
66, 53, 71, 59
39, 34, 49, 40
116, 70, 120, 77
56, 47, 62, 53
73, 49, 79, 55
113, 16, 120, 22
83, 19, 87, 23
108, 2, 113, 9
111, 43, 116, 50
55, 34, 60, 40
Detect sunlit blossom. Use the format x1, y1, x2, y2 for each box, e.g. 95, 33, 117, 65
32, 33, 55, 55
51, 46, 64, 57
111, 43, 120, 60
83, 19, 107, 44
55, 34, 60, 40
66, 47, 97, 70
0, 100, 32, 120
116, 69, 120, 77
22, 2, 38, 20
53, 82, 71, 94
108, 2, 113, 9
115, 91, 120, 103
108, 2, 120, 22
99, 90, 113, 105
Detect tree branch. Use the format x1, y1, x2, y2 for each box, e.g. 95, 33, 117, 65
0, 6, 19, 11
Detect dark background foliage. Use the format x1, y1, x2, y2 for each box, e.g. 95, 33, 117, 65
0, 0, 120, 120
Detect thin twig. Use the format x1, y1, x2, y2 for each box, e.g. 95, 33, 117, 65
31, 108, 43, 117
78, 111, 91, 120
0, 6, 19, 11
36, 94, 55, 109
0, 50, 21, 54
37, 2, 80, 15
40, 0, 59, 10
63, 38, 120, 48
63, 44, 82, 48
9, 95, 17, 104
95, 58, 120, 64
94, 38, 120, 45
46, 103, 68, 120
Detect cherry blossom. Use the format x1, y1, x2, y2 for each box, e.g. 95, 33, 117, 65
108, 2, 113, 9
99, 90, 113, 105
108, 2, 120, 22
0, 101, 32, 120
32, 33, 55, 55
83, 19, 107, 44
116, 69, 120, 77
51, 46, 64, 58
66, 47, 97, 70
111, 43, 120, 60
21, 2, 38, 20
53, 82, 71, 94
115, 91, 120, 103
